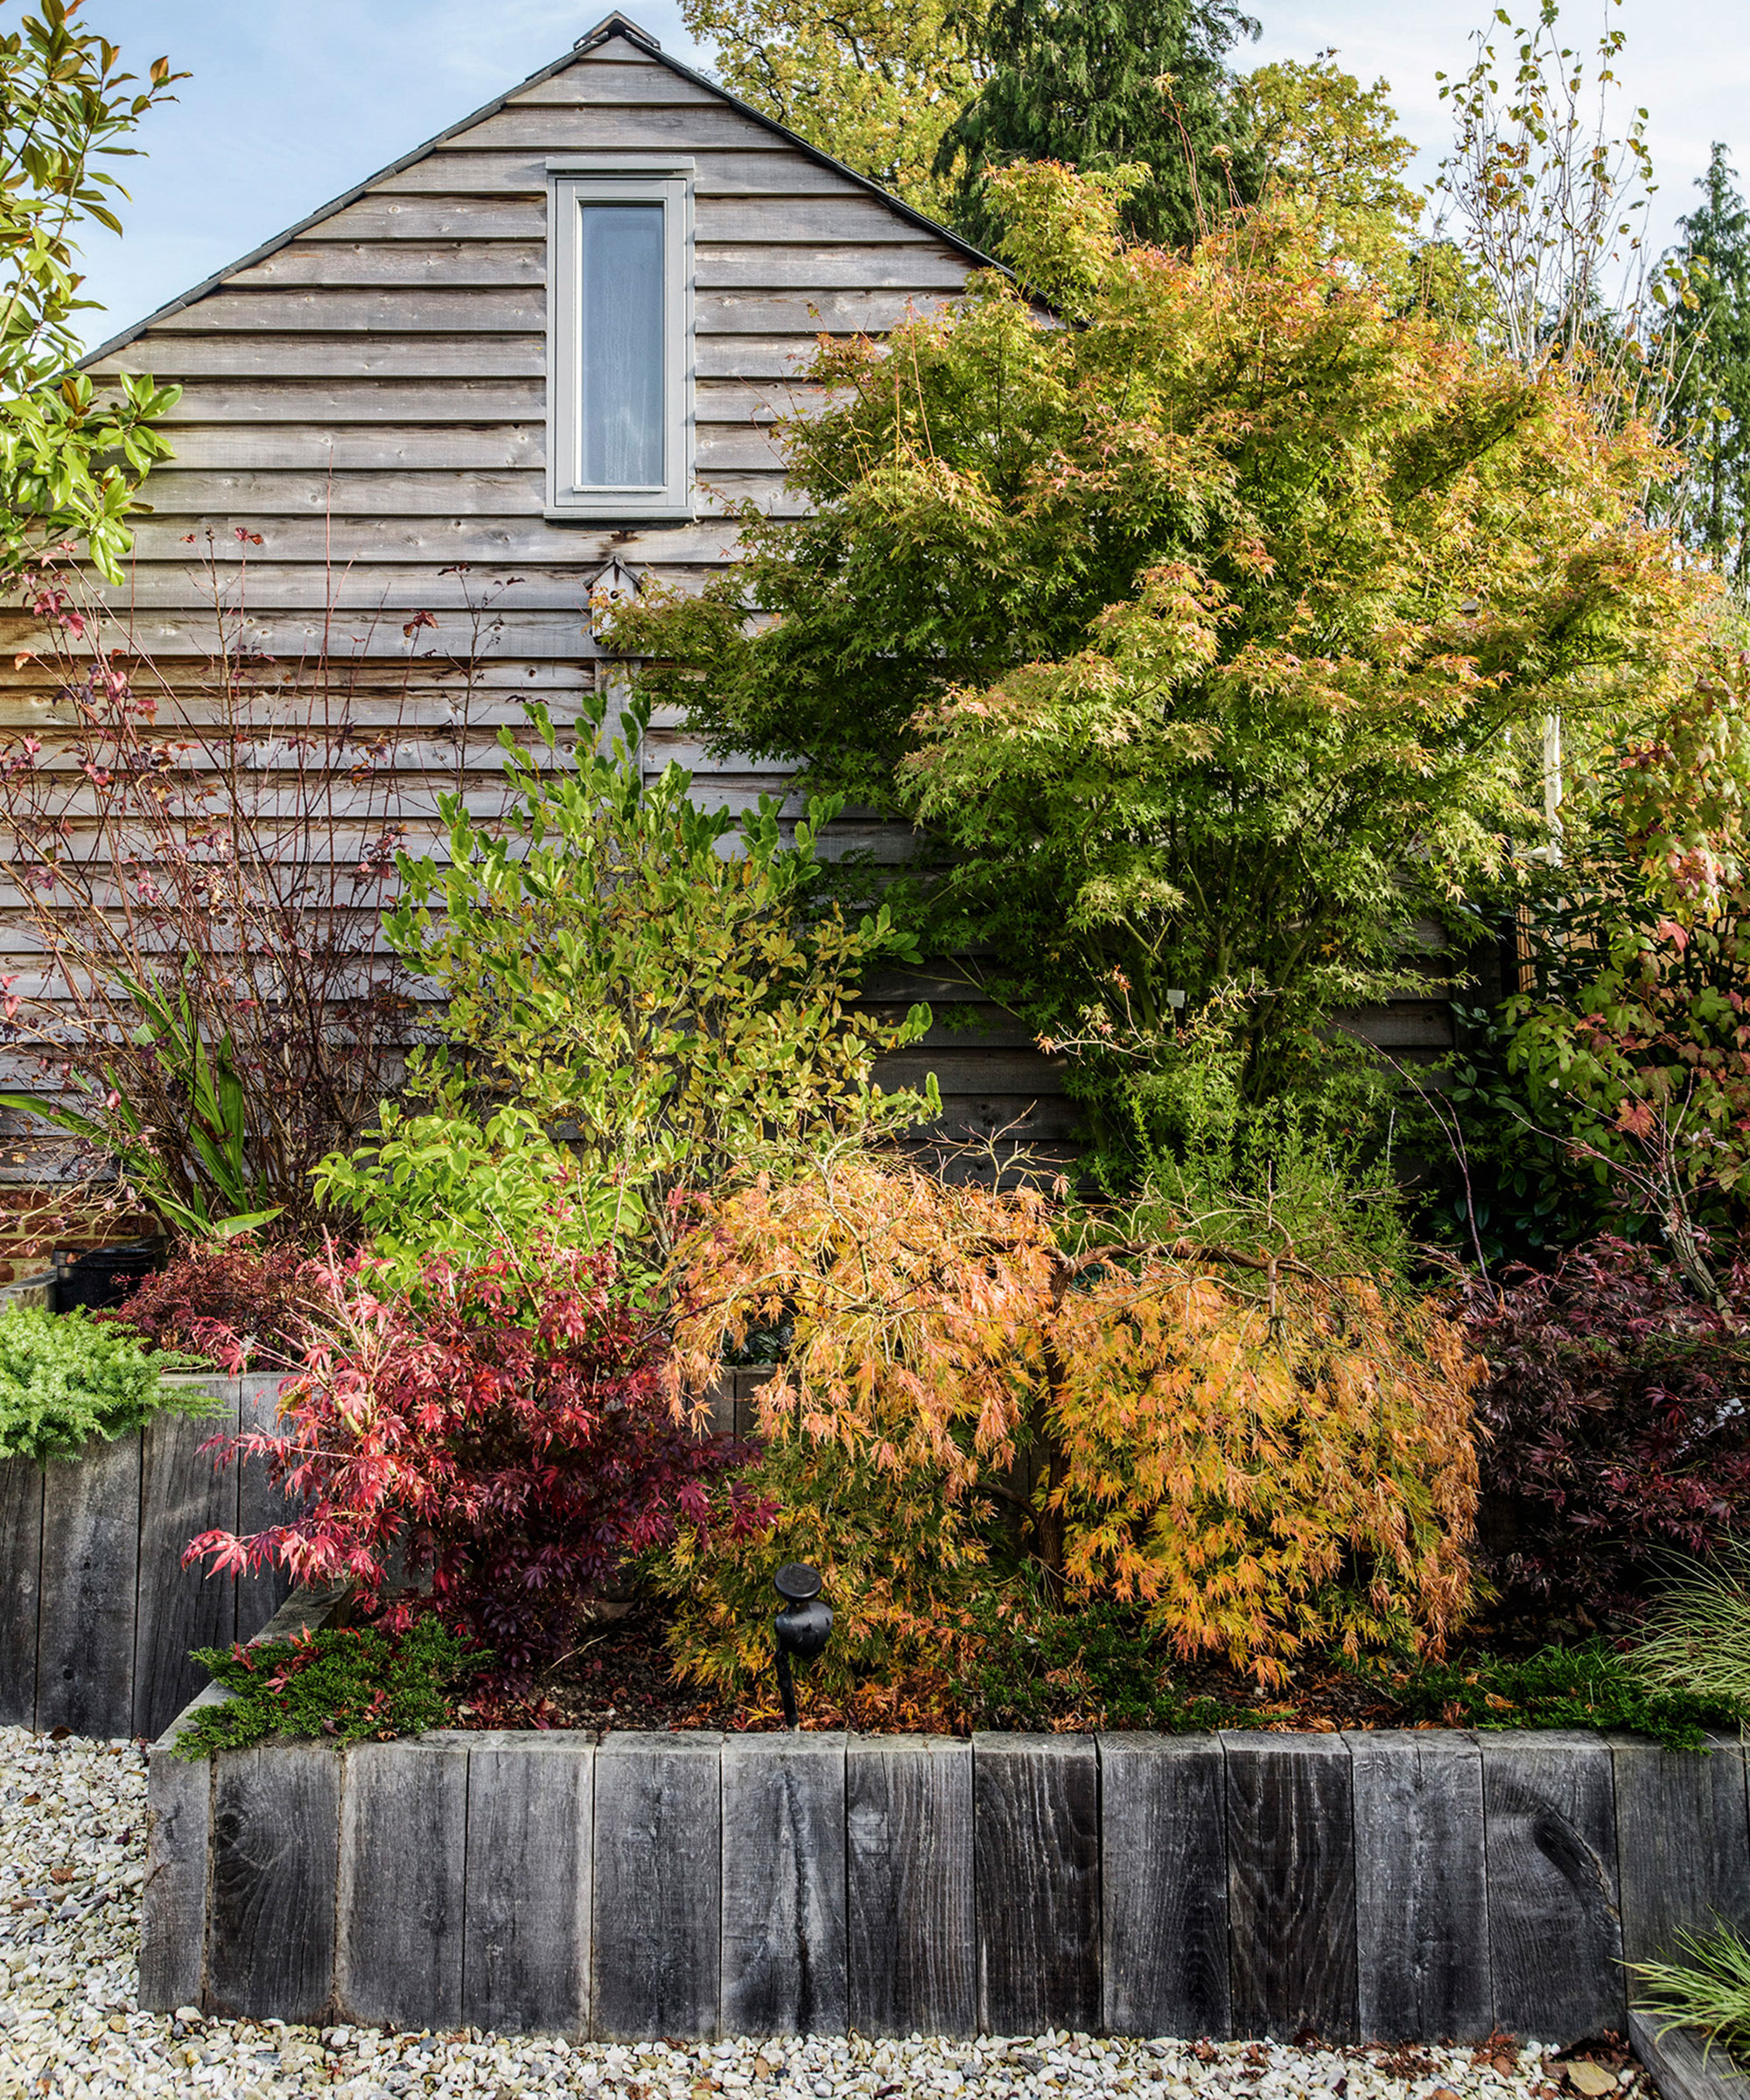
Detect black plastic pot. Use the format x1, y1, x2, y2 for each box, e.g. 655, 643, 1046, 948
51, 1239, 164, 1312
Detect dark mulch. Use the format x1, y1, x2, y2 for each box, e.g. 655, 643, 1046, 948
444, 1600, 1570, 1740
454, 1604, 746, 1735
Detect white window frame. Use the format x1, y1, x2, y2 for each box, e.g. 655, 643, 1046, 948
545, 157, 696, 522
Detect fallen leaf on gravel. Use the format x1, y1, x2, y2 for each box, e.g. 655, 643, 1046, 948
1566, 2065, 1617, 2097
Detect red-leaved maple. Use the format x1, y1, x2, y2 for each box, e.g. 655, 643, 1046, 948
188, 1244, 750, 1687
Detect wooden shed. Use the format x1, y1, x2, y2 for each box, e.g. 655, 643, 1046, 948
0, 10, 1454, 1247
47, 7, 1075, 1176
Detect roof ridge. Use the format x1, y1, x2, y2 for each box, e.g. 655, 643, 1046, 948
576, 11, 662, 52
80, 15, 1003, 368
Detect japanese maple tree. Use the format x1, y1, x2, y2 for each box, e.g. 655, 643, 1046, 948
190, 1240, 750, 1690
657, 1149, 1480, 1692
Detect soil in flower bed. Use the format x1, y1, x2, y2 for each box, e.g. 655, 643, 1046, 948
447, 1599, 1739, 1746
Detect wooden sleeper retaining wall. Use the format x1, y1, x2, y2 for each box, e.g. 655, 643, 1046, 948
0, 1372, 292, 1740
143, 1702, 1750, 2043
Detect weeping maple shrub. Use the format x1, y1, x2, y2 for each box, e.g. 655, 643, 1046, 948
189, 1242, 747, 1692
656, 1152, 1482, 1692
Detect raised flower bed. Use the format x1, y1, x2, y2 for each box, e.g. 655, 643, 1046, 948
142, 1614, 1750, 2047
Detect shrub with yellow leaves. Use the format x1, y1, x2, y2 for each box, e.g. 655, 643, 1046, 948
655, 1150, 1481, 1694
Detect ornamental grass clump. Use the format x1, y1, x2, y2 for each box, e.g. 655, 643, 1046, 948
1626, 1544, 1750, 1709
1629, 1927, 1750, 2068
0, 1302, 217, 1463
189, 1240, 751, 1694
657, 1150, 1482, 1694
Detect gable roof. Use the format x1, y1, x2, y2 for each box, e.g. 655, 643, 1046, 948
81, 11, 1000, 368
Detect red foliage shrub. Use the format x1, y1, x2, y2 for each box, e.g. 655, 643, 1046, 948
105, 1236, 324, 1369
1466, 1237, 1750, 1617
188, 1245, 750, 1687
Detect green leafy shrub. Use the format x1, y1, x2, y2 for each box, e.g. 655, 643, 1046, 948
312, 1088, 612, 1292
172, 1618, 486, 1759
0, 1305, 216, 1463
615, 162, 1707, 1172
368, 690, 935, 1270
1371, 1638, 1746, 1751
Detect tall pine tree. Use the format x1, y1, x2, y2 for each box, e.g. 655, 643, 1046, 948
934, 0, 1260, 251
1669, 145, 1750, 585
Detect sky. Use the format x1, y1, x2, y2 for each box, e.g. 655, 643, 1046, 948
71, 0, 1750, 352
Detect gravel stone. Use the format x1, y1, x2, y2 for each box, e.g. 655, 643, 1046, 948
0, 1727, 1653, 2100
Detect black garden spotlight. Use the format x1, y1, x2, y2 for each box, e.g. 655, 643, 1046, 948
772, 1563, 831, 1729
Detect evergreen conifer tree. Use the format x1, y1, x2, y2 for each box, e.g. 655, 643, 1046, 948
934, 0, 1260, 250
1669, 145, 1750, 584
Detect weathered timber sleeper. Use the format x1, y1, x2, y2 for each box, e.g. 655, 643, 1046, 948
0, 1372, 294, 1739
143, 1661, 1750, 2044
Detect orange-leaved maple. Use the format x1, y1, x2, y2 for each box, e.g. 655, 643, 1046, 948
661, 1151, 1481, 1690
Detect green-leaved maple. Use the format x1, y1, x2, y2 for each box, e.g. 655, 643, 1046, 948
616, 164, 1708, 1150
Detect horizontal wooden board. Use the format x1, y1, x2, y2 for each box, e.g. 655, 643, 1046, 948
878, 1048, 1067, 1096
142, 467, 546, 514
114, 524, 751, 583
423, 103, 822, 155
129, 503, 790, 565
158, 288, 548, 334
704, 288, 953, 334
510, 61, 723, 105
374, 148, 844, 198
219, 225, 951, 293
2, 606, 603, 656
98, 334, 550, 379
696, 244, 969, 290
1336, 1001, 1455, 1051
100, 333, 839, 381
307, 194, 547, 242
147, 286, 950, 339
0, 659, 590, 701
159, 423, 545, 471
311, 158, 886, 239
154, 377, 550, 422
149, 376, 818, 431
695, 194, 967, 242
233, 242, 549, 289
154, 421, 786, 476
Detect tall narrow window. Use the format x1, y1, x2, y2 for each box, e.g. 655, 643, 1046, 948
548, 161, 694, 520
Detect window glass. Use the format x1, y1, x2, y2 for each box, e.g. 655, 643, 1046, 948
578, 201, 666, 488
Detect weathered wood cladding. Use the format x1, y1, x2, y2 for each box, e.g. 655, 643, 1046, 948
31, 18, 1454, 1174
56, 24, 1068, 1152
146, 1716, 1750, 2041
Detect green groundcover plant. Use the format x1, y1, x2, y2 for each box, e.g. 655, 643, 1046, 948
948, 1587, 1269, 1732
0, 1302, 215, 1462
173, 1619, 486, 1759
1369, 1638, 1746, 1751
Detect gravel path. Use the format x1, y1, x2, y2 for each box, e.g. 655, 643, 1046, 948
0, 1728, 1656, 2100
